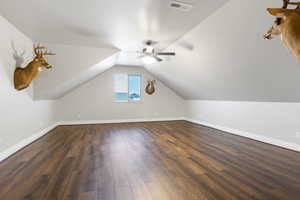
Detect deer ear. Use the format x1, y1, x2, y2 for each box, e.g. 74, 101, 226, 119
267, 8, 294, 17
267, 8, 285, 17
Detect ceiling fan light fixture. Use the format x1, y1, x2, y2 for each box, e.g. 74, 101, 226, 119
144, 46, 154, 54
141, 55, 156, 64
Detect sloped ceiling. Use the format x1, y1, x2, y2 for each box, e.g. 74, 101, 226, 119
0, 0, 229, 99
146, 0, 300, 102
33, 44, 119, 100
2, 0, 300, 102
0, 0, 228, 51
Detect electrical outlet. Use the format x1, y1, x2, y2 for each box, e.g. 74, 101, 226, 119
296, 133, 300, 138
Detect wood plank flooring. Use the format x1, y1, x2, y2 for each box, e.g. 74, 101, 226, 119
1, 121, 300, 200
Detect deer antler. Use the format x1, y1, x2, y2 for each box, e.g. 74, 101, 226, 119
34, 43, 46, 57
33, 43, 55, 57
283, 0, 289, 8
42, 50, 56, 56
282, 0, 300, 8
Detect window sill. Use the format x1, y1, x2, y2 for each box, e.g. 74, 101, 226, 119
113, 100, 141, 103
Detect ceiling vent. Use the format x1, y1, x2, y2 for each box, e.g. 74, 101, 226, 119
170, 1, 193, 11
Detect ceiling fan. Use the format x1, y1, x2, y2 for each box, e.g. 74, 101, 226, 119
138, 40, 176, 64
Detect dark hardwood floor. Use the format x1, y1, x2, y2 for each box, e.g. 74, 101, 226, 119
1, 121, 300, 200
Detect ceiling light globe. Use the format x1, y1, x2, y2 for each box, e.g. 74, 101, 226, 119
141, 56, 156, 64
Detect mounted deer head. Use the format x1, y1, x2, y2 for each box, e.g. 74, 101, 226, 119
264, 0, 300, 63
145, 80, 156, 95
14, 44, 55, 91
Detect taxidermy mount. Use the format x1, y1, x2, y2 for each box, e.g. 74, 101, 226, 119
145, 80, 156, 95
264, 0, 300, 63
14, 44, 55, 91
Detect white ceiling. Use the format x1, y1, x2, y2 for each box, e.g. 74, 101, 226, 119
0, 0, 227, 51
3, 0, 299, 102
33, 43, 119, 100
0, 0, 229, 100
146, 0, 300, 102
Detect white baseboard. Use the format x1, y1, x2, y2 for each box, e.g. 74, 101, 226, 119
58, 117, 184, 126
8, 117, 298, 162
184, 118, 300, 152
0, 118, 184, 162
0, 123, 60, 162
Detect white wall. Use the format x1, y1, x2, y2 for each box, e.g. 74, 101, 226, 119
146, 0, 300, 102
54, 65, 185, 122
2, 0, 300, 160
186, 100, 300, 149
0, 15, 54, 155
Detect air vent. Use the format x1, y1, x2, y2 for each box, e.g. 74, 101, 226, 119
170, 1, 193, 11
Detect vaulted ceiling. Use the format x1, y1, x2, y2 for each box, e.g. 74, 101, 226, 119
1, 0, 300, 102
0, 0, 227, 51
0, 0, 228, 99
146, 0, 300, 102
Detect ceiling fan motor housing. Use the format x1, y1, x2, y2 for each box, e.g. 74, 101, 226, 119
143, 46, 155, 55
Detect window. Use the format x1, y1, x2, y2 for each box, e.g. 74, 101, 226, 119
114, 74, 128, 102
114, 74, 141, 102
128, 75, 141, 101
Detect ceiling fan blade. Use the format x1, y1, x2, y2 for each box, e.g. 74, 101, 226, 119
157, 52, 176, 56
153, 55, 163, 62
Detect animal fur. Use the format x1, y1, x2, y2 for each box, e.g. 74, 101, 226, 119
14, 44, 55, 91
265, 8, 300, 63
145, 80, 156, 95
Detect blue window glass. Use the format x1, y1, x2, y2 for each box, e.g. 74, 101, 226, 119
128, 75, 141, 101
